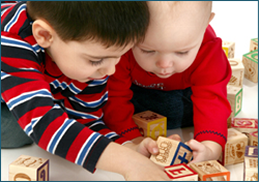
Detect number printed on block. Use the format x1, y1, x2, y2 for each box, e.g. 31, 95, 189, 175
150, 136, 193, 167
132, 110, 167, 140
242, 50, 258, 83
9, 155, 49, 181
190, 160, 230, 181
164, 163, 198, 181
222, 41, 235, 58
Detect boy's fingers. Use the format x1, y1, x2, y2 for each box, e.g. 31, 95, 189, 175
167, 134, 181, 141
143, 137, 159, 155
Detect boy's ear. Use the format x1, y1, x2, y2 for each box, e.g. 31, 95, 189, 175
208, 12, 215, 24
32, 19, 54, 48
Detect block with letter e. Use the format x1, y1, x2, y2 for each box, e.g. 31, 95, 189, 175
9, 155, 49, 181
228, 58, 244, 88
164, 163, 198, 181
132, 110, 167, 140
190, 160, 230, 181
150, 136, 193, 167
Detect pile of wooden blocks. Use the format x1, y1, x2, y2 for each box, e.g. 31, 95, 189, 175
223, 39, 258, 127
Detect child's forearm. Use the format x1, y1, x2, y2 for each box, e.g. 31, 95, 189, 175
95, 142, 169, 181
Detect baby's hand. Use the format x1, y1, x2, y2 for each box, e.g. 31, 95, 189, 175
186, 139, 222, 165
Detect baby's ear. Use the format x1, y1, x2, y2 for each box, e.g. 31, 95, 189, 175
208, 12, 215, 24
32, 19, 54, 48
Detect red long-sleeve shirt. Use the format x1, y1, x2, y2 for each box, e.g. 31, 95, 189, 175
104, 25, 232, 149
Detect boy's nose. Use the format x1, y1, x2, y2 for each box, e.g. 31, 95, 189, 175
100, 58, 120, 76
156, 58, 173, 69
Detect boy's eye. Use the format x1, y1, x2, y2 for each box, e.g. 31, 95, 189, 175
141, 49, 155, 54
90, 59, 104, 66
176, 51, 189, 55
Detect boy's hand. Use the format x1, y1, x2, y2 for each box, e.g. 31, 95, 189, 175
186, 139, 222, 165
125, 137, 159, 157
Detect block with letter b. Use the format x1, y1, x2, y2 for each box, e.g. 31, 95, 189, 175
150, 136, 193, 167
164, 163, 198, 181
222, 41, 235, 58
242, 50, 258, 83
9, 155, 49, 181
132, 110, 167, 140
190, 160, 230, 181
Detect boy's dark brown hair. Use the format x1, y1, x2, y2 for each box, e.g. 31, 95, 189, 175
27, 1, 149, 47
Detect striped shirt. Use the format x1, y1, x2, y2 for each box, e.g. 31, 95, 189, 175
1, 1, 128, 173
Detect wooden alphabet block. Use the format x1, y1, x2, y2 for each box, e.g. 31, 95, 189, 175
227, 85, 243, 117
228, 58, 244, 88
248, 131, 258, 146
244, 146, 258, 181
164, 163, 198, 181
231, 118, 258, 134
242, 50, 258, 83
150, 136, 193, 167
132, 110, 167, 140
219, 128, 248, 166
190, 160, 230, 181
250, 38, 258, 52
9, 155, 49, 181
222, 41, 235, 58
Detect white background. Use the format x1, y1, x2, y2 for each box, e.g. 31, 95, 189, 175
1, 1, 258, 181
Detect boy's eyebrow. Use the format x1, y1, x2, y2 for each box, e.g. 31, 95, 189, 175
84, 54, 120, 59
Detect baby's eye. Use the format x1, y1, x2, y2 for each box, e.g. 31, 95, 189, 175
90, 59, 104, 66
141, 49, 155, 54
176, 51, 189, 55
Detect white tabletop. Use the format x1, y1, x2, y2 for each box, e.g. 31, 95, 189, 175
1, 1, 258, 181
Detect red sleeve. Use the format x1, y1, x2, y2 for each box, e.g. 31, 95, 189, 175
103, 50, 142, 140
188, 26, 232, 149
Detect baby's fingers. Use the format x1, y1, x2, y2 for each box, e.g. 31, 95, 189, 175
167, 134, 181, 141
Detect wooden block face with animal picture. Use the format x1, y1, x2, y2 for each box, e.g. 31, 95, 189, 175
219, 128, 248, 166
132, 110, 167, 140
164, 163, 198, 181
244, 146, 258, 181
9, 155, 49, 181
228, 58, 244, 88
248, 131, 258, 146
227, 85, 243, 117
231, 118, 258, 134
150, 136, 193, 167
242, 50, 258, 83
222, 41, 235, 58
250, 38, 258, 52
190, 160, 230, 181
